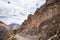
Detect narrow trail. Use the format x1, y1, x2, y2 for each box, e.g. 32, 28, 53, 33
15, 34, 33, 40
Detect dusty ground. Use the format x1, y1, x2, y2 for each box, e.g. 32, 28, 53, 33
15, 34, 34, 40
15, 34, 38, 40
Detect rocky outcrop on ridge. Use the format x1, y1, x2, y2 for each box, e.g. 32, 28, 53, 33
16, 0, 60, 40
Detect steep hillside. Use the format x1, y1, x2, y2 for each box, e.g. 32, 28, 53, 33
0, 21, 13, 40
16, 0, 60, 40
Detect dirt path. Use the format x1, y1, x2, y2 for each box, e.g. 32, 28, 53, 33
15, 34, 34, 40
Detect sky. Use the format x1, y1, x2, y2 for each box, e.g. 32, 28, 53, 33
0, 0, 46, 25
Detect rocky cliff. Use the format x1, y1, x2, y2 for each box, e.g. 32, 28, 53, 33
16, 0, 60, 40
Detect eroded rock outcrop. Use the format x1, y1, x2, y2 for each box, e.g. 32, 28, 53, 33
16, 0, 60, 40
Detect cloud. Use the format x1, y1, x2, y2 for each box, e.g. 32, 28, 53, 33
0, 0, 46, 25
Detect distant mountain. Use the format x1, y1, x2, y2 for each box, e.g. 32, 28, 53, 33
0, 21, 5, 24
9, 23, 20, 30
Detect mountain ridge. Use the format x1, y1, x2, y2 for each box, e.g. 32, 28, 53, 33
16, 0, 60, 40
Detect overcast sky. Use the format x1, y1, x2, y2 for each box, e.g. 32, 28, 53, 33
0, 0, 46, 25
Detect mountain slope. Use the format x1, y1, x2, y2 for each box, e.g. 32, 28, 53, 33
16, 0, 60, 40
0, 21, 13, 40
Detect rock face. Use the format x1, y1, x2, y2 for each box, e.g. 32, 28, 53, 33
0, 21, 13, 40
46, 0, 59, 4
17, 0, 60, 40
